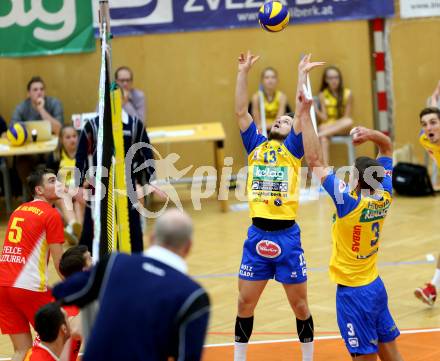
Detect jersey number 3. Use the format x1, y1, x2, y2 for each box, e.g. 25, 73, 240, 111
371, 222, 380, 247
8, 217, 25, 244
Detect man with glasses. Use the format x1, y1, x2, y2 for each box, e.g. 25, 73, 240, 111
115, 66, 146, 124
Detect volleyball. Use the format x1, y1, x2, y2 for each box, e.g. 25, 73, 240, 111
258, 1, 290, 33
7, 122, 28, 146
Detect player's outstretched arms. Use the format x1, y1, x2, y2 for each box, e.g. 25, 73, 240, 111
298, 90, 329, 182
293, 54, 325, 133
235, 51, 260, 132
350, 126, 392, 158
296, 54, 324, 100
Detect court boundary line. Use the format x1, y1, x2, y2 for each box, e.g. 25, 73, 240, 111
204, 327, 440, 348
0, 328, 438, 360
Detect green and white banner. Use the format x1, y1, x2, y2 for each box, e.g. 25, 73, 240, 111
0, 0, 95, 57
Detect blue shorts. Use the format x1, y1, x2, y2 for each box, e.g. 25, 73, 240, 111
238, 223, 307, 284
336, 277, 400, 355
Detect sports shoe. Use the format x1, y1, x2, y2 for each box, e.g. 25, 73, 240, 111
414, 283, 437, 306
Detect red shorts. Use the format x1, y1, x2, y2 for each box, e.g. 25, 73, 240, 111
0, 286, 53, 334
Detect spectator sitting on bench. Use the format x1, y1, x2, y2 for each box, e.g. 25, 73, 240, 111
11, 76, 64, 135
316, 66, 354, 165
47, 125, 83, 245
11, 76, 64, 186
251, 67, 289, 134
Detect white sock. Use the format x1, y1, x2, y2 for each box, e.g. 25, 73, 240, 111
234, 342, 248, 361
300, 341, 314, 361
431, 268, 440, 289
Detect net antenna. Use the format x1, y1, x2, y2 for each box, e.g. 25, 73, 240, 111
93, 0, 113, 262
302, 73, 318, 135
258, 84, 267, 137
98, 1, 112, 72
298, 53, 318, 134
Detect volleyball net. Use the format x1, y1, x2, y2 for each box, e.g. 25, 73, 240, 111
93, 0, 131, 261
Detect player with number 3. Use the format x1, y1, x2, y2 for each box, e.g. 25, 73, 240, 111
298, 69, 404, 360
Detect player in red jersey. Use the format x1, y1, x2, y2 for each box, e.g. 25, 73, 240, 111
0, 168, 65, 361
31, 246, 92, 361
24, 303, 71, 361
59, 245, 92, 361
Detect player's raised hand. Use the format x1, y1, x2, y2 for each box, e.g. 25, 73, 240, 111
298, 54, 325, 75
238, 50, 260, 73
350, 126, 371, 146
297, 88, 314, 116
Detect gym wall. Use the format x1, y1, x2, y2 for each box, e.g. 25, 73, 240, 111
389, 16, 440, 162
0, 20, 375, 174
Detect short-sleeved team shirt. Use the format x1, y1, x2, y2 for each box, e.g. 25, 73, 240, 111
24, 344, 59, 361
322, 157, 393, 287
0, 200, 64, 292
241, 122, 304, 220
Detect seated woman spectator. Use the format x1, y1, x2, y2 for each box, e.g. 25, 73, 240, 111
316, 66, 354, 165
47, 125, 83, 245
251, 67, 289, 134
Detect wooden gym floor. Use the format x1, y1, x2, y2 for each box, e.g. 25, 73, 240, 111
0, 191, 439, 359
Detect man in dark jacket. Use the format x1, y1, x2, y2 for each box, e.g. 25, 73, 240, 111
53, 208, 210, 361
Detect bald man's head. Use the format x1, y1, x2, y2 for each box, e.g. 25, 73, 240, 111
153, 209, 193, 254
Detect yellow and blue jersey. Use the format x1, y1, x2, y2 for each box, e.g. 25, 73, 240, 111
419, 130, 440, 165
241, 122, 303, 220
322, 157, 393, 287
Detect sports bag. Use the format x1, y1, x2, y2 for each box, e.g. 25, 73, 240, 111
392, 162, 434, 196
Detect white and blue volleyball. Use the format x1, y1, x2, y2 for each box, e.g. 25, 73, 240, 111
258, 1, 290, 33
